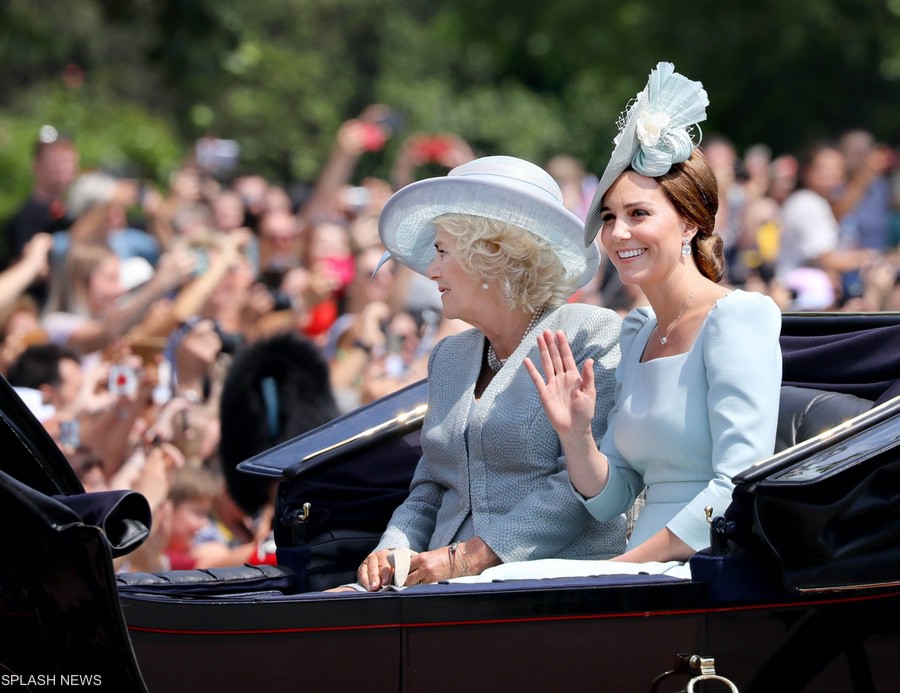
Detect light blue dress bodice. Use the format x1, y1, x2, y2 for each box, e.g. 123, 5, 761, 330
583, 290, 782, 551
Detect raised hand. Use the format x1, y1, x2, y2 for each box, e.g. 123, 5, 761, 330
525, 328, 611, 498
524, 328, 596, 439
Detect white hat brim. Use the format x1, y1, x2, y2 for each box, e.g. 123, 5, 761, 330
379, 175, 600, 289
584, 91, 650, 246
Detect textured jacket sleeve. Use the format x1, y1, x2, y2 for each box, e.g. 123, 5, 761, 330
373, 337, 451, 553
475, 305, 624, 562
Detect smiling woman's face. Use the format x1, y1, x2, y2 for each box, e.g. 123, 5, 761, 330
599, 171, 690, 289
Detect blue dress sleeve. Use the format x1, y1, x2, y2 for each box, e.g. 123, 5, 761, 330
581, 308, 650, 521
667, 292, 782, 550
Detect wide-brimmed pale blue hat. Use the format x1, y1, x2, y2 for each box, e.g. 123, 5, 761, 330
584, 62, 709, 245
377, 155, 600, 289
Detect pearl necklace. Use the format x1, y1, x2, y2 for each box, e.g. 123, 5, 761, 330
657, 291, 694, 345
486, 309, 545, 373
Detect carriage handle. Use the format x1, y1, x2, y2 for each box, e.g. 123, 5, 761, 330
686, 672, 739, 692
650, 653, 739, 692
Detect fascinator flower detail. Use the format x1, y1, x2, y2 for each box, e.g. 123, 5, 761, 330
635, 111, 670, 148
584, 62, 709, 244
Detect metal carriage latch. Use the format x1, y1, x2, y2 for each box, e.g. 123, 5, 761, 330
685, 655, 738, 692
650, 653, 739, 692
292, 502, 312, 523
280, 502, 312, 544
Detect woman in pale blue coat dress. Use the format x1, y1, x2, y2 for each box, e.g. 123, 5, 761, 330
346, 155, 626, 592
527, 63, 782, 565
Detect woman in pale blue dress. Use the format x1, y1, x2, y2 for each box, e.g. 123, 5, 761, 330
524, 63, 782, 569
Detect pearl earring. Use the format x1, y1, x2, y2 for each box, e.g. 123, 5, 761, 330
482, 282, 489, 289
682, 237, 692, 256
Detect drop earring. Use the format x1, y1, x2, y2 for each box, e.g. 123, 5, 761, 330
682, 237, 692, 256
482, 282, 489, 289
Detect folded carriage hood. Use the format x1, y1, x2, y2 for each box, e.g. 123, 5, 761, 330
237, 378, 428, 480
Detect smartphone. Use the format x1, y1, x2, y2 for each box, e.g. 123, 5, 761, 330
359, 109, 406, 152
192, 248, 210, 278
373, 109, 406, 136
320, 255, 356, 287
195, 137, 240, 174
413, 136, 453, 163
108, 364, 139, 397
360, 123, 387, 152
342, 186, 371, 211
59, 418, 81, 449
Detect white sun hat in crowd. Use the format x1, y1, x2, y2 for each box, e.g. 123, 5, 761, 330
119, 256, 155, 292
584, 62, 710, 245
377, 155, 600, 289
67, 171, 120, 219
12, 387, 57, 423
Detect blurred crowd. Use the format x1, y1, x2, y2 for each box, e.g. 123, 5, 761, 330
2, 107, 898, 572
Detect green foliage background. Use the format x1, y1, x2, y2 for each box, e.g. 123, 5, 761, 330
2, 0, 899, 222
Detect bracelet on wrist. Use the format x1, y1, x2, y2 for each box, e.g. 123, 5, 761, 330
458, 541, 471, 576
448, 542, 459, 577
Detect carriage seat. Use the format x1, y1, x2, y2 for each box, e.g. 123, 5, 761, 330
114, 388, 874, 597
774, 385, 874, 453
117, 563, 298, 596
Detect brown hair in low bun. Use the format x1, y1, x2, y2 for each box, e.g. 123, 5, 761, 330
656, 148, 726, 282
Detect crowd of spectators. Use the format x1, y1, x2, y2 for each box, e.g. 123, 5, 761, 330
2, 108, 898, 573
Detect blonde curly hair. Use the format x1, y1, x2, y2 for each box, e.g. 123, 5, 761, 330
435, 213, 574, 313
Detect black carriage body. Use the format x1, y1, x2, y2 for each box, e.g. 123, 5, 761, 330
1, 312, 899, 692
117, 575, 900, 692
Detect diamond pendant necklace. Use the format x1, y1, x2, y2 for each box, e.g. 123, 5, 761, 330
487, 309, 544, 373
657, 291, 694, 345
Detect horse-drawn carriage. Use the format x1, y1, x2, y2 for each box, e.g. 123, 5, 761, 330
2, 312, 898, 691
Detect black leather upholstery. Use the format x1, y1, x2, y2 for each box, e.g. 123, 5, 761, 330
775, 385, 874, 453
117, 563, 298, 595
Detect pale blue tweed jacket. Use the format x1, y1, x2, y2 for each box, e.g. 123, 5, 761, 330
374, 303, 626, 563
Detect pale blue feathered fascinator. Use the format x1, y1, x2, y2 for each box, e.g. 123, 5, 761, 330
584, 62, 709, 244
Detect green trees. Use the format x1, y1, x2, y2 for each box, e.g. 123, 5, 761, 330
1, 0, 898, 222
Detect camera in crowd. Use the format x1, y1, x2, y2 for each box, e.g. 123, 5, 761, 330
195, 137, 240, 175
342, 186, 371, 214
359, 109, 407, 152
410, 135, 453, 163
108, 364, 139, 397
217, 328, 242, 355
